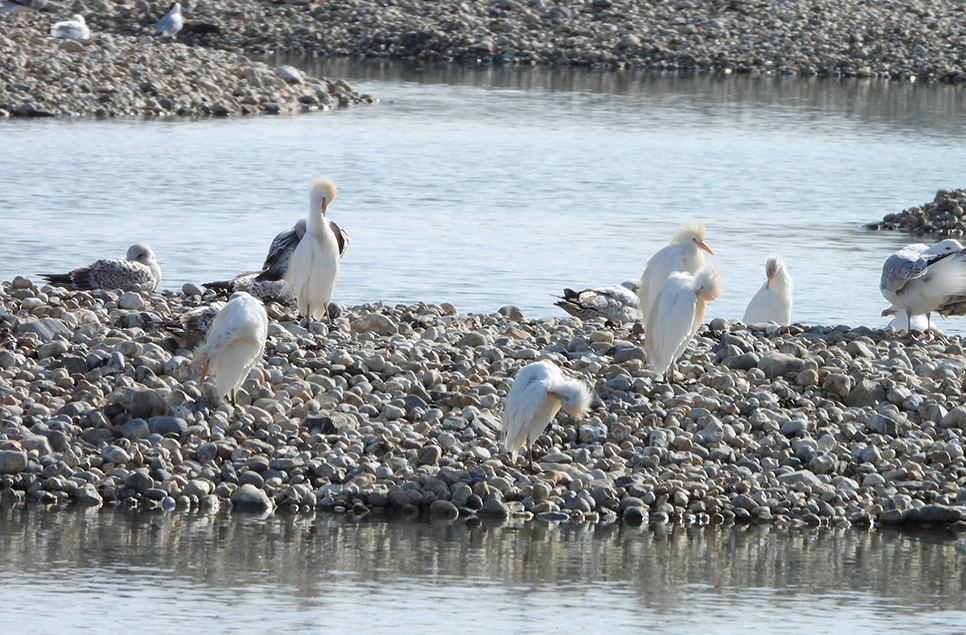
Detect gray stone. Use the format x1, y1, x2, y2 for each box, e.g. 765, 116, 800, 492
578, 422, 607, 444
118, 292, 144, 310
868, 413, 904, 437
75, 483, 103, 506
230, 483, 274, 512
148, 416, 188, 436
478, 497, 510, 518
429, 499, 459, 519
844, 379, 886, 408
120, 418, 150, 440
0, 451, 27, 475
722, 353, 760, 371
101, 445, 132, 465
758, 352, 805, 379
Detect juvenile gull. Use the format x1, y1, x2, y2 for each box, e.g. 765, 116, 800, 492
743, 254, 793, 325
637, 221, 713, 331
192, 292, 268, 405
153, 2, 183, 37
502, 360, 593, 471
645, 265, 722, 382
203, 272, 292, 304
553, 279, 642, 325
880, 239, 966, 335
41, 243, 161, 292
49, 14, 89, 39
283, 176, 343, 321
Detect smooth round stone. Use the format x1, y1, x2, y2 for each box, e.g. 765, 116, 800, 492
429, 499, 459, 519
120, 418, 150, 440
229, 484, 274, 512
478, 497, 510, 518
100, 445, 131, 465
118, 292, 145, 310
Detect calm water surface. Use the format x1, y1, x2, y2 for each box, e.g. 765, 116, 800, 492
2, 507, 966, 634
2, 63, 966, 330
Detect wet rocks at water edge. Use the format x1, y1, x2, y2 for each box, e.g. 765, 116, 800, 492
2, 274, 966, 533
0, 18, 374, 118
867, 189, 966, 237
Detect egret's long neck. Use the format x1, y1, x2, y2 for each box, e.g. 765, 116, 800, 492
307, 190, 328, 235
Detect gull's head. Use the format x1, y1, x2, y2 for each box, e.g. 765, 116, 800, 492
925, 238, 965, 255
620, 279, 640, 293
672, 221, 713, 255
764, 254, 785, 288
172, 2, 182, 12
72, 14, 86, 24
126, 243, 156, 264
694, 265, 723, 302
308, 176, 337, 216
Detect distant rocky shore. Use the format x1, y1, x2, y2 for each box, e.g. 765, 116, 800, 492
1, 276, 965, 531
87, 0, 966, 80
867, 188, 966, 238
0, 12, 373, 117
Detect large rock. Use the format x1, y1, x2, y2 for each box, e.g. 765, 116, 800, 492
0, 451, 27, 475
230, 484, 274, 512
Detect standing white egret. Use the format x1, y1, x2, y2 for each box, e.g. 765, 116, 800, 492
502, 361, 593, 470
553, 279, 642, 325
41, 243, 161, 292
638, 221, 713, 330
645, 265, 723, 382
283, 176, 342, 321
880, 238, 966, 336
50, 14, 90, 39
743, 254, 793, 325
192, 292, 268, 405
153, 2, 183, 36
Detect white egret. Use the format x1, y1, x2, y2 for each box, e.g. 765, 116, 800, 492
502, 360, 593, 470
645, 265, 723, 382
880, 238, 966, 336
153, 2, 182, 37
50, 14, 90, 39
256, 216, 350, 283
553, 279, 642, 325
743, 254, 793, 325
41, 243, 161, 292
638, 221, 713, 330
192, 292, 268, 404
283, 176, 342, 321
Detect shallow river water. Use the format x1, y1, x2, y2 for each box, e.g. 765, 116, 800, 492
2, 62, 966, 330
2, 507, 966, 635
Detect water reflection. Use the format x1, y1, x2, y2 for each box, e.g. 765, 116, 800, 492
3, 507, 966, 612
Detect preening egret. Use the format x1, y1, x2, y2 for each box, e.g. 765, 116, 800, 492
638, 221, 713, 330
502, 361, 593, 470
283, 176, 342, 321
256, 216, 350, 283
554, 279, 642, 325
154, 2, 182, 36
50, 14, 90, 39
645, 265, 722, 382
743, 254, 793, 325
192, 292, 268, 404
880, 238, 966, 336
41, 243, 161, 292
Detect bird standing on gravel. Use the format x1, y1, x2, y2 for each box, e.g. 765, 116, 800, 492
49, 14, 90, 39
645, 265, 722, 382
283, 176, 343, 322
743, 254, 793, 325
637, 221, 714, 331
193, 292, 268, 405
154, 2, 183, 37
41, 243, 161, 293
502, 361, 593, 471
880, 238, 966, 336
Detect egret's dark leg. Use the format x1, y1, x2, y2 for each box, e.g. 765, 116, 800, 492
528, 444, 535, 472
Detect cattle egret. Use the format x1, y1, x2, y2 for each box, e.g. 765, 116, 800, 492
192, 292, 268, 404
638, 221, 713, 330
743, 254, 793, 325
283, 176, 342, 321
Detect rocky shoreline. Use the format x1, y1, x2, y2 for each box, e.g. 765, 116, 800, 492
1, 276, 965, 532
84, 0, 966, 81
0, 13, 373, 117
867, 188, 966, 238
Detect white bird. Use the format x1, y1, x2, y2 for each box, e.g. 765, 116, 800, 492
50, 14, 89, 40
154, 2, 182, 37
553, 279, 642, 325
882, 306, 933, 333
645, 265, 723, 382
638, 221, 713, 330
192, 292, 268, 404
502, 360, 593, 470
283, 176, 342, 321
743, 254, 793, 325
256, 216, 350, 283
41, 243, 161, 292
880, 238, 966, 335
